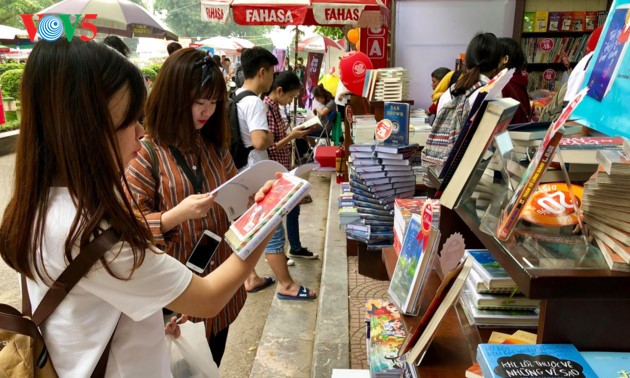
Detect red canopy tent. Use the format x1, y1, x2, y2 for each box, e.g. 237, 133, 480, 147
201, 0, 388, 27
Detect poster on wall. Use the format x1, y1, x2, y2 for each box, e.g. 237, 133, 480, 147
300, 52, 324, 109
273, 48, 287, 72
573, 0, 630, 139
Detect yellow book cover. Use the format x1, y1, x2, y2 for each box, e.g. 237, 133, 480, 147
534, 11, 549, 32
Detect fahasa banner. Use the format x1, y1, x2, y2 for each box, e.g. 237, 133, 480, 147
200, 1, 231, 23
232, 5, 308, 25
573, 0, 630, 139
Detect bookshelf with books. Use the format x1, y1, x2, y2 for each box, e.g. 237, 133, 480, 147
514, 0, 612, 91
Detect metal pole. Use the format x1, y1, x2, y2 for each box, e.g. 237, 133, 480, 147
293, 26, 299, 129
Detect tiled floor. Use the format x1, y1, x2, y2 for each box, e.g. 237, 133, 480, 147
347, 256, 390, 369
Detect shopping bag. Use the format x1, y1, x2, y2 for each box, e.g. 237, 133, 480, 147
168, 321, 219, 378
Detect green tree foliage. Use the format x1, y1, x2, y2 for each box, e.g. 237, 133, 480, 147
0, 69, 23, 99
0, 0, 56, 28
313, 26, 345, 41
141, 67, 157, 81
0, 63, 25, 78
154, 0, 273, 49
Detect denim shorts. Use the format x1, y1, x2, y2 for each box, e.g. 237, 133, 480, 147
265, 224, 285, 253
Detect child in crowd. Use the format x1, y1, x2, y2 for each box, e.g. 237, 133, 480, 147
311, 84, 337, 136
125, 48, 252, 365
499, 37, 532, 124
0, 39, 272, 376
262, 71, 318, 300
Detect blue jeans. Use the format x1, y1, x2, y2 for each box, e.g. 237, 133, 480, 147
265, 205, 302, 253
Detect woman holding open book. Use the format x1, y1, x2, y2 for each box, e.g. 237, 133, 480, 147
124, 48, 251, 366
0, 39, 272, 377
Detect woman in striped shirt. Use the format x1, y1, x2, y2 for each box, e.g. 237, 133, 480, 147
125, 48, 244, 365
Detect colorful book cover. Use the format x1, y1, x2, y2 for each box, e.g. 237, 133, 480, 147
477, 344, 598, 378
585, 11, 598, 31
388, 214, 425, 313
572, 11, 586, 32
384, 102, 411, 146
548, 12, 562, 32
466, 249, 512, 283
369, 314, 405, 376
574, 1, 630, 139
580, 351, 630, 377
534, 11, 549, 32
523, 12, 535, 32
560, 12, 574, 32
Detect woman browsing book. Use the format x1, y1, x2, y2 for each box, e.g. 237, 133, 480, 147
0, 39, 273, 377
124, 48, 253, 365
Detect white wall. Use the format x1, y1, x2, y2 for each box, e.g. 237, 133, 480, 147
395, 0, 516, 110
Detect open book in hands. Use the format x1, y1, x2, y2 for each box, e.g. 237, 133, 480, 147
224, 173, 311, 259
294, 116, 322, 131
211, 160, 319, 221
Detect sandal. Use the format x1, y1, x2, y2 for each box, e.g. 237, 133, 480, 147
299, 194, 313, 204
247, 276, 275, 293
276, 286, 317, 301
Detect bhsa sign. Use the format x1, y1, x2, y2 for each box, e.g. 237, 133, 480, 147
20, 14, 98, 42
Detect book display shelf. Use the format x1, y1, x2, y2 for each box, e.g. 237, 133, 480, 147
513, 0, 613, 91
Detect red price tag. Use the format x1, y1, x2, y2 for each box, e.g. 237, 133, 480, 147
543, 68, 556, 82
345, 105, 354, 124
539, 38, 554, 51
375, 119, 393, 141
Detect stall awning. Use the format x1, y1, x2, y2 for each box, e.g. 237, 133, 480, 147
231, 0, 310, 26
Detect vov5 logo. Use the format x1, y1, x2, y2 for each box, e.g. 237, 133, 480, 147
20, 14, 98, 42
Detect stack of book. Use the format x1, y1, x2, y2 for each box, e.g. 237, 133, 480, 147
338, 182, 360, 227
352, 114, 378, 145
393, 197, 440, 255
346, 144, 418, 247
364, 299, 405, 378
363, 68, 410, 102
459, 249, 539, 328
585, 145, 630, 272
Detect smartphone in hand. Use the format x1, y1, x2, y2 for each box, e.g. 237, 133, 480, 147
185, 230, 222, 274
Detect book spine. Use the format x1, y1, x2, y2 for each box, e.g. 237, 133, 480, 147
497, 132, 563, 241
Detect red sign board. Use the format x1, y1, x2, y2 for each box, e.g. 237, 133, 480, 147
543, 68, 556, 82
375, 119, 393, 141
539, 38, 554, 51
359, 26, 389, 69
232, 6, 308, 25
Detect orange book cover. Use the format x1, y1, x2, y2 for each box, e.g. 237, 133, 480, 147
572, 11, 586, 32
585, 11, 598, 31
560, 11, 573, 32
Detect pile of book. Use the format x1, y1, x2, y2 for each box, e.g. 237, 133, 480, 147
393, 197, 440, 255
346, 144, 418, 247
364, 299, 405, 378
338, 182, 360, 227
459, 249, 539, 328
352, 114, 378, 145
585, 142, 630, 272
363, 68, 410, 102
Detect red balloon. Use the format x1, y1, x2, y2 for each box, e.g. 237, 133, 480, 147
339, 51, 373, 97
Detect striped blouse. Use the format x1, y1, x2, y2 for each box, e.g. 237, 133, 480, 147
125, 136, 245, 336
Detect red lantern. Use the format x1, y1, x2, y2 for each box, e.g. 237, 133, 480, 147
339, 51, 373, 97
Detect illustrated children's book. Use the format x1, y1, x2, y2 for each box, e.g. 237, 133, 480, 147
224, 173, 311, 259
580, 351, 630, 378
574, 0, 630, 140
477, 344, 598, 378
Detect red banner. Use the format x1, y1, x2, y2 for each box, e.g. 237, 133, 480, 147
359, 25, 389, 69
232, 5, 308, 25
300, 52, 324, 109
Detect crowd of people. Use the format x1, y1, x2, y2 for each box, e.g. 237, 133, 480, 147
0, 36, 324, 376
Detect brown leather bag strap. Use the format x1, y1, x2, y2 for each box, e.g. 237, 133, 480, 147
21, 274, 32, 317
31, 228, 120, 326
91, 313, 121, 378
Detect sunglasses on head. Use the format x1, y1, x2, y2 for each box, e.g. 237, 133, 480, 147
194, 55, 217, 88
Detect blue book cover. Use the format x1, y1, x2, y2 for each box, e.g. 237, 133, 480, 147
573, 0, 630, 139
580, 351, 630, 377
384, 102, 410, 146
477, 344, 599, 378
387, 214, 424, 313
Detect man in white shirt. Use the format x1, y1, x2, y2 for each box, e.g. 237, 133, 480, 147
235, 47, 278, 168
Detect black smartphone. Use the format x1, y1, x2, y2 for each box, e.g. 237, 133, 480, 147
185, 230, 222, 274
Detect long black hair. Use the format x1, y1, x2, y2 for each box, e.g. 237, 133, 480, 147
499, 37, 527, 71
452, 33, 502, 96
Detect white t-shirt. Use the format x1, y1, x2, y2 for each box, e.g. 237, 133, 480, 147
436, 74, 491, 114
236, 88, 269, 167
27, 187, 192, 377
